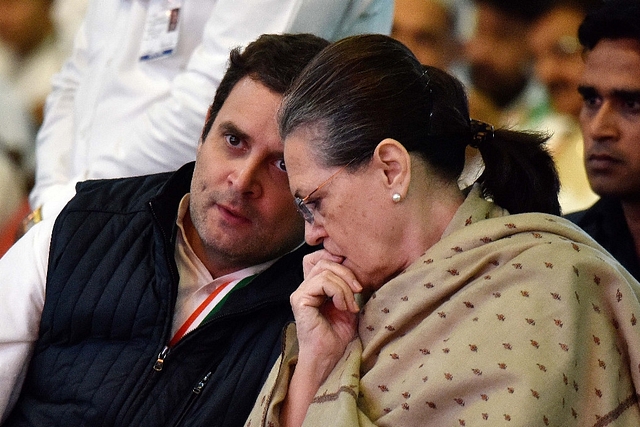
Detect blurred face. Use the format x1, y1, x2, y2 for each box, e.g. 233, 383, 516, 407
284, 131, 404, 290
391, 0, 458, 70
529, 7, 585, 117
464, 3, 531, 106
578, 39, 640, 202
0, 0, 52, 55
188, 77, 305, 275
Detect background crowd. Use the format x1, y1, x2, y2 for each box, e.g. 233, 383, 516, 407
2, 0, 640, 425
0, 0, 608, 256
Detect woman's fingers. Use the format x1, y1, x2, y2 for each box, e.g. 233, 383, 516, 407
302, 249, 343, 276
293, 268, 360, 314
303, 250, 362, 295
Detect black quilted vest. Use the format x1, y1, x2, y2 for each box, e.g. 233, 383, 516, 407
6, 163, 310, 427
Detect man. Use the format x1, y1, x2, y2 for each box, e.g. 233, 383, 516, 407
0, 78, 33, 256
0, 0, 67, 126
28, 0, 393, 222
0, 33, 327, 426
567, 0, 640, 281
463, 0, 550, 129
391, 0, 461, 72
527, 0, 600, 213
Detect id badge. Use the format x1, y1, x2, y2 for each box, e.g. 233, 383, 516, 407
139, 0, 183, 61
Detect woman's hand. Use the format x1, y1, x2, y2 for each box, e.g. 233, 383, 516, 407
280, 249, 362, 427
294, 249, 361, 369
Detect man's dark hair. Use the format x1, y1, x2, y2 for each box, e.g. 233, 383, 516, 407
538, 0, 602, 16
200, 33, 329, 141
578, 0, 640, 50
474, 0, 551, 23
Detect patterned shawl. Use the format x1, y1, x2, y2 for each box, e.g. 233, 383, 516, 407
246, 186, 640, 427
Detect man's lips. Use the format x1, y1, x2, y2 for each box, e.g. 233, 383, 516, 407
216, 203, 251, 224
586, 153, 620, 170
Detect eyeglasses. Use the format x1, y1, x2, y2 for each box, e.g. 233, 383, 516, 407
294, 160, 355, 224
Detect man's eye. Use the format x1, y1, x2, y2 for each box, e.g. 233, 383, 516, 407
275, 159, 287, 172
624, 99, 640, 112
225, 134, 241, 146
582, 96, 600, 108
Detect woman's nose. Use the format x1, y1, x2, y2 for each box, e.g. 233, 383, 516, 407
304, 220, 326, 246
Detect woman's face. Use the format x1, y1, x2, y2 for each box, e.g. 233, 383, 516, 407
284, 132, 406, 290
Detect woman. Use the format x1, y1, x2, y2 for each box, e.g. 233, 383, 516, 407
246, 35, 640, 426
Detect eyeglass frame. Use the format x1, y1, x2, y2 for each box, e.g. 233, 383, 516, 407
294, 158, 357, 224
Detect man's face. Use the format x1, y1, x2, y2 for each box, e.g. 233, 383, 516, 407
0, 0, 51, 55
578, 38, 640, 201
391, 0, 458, 71
529, 7, 585, 117
464, 3, 532, 107
188, 77, 305, 276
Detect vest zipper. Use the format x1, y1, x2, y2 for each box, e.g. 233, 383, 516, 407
172, 371, 213, 427
192, 371, 212, 394
152, 323, 210, 372
153, 345, 171, 372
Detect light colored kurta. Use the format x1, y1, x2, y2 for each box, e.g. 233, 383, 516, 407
246, 186, 640, 427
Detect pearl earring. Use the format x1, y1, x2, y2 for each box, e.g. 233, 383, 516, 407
392, 193, 402, 203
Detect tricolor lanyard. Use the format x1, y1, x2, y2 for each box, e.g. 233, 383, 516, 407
169, 274, 257, 347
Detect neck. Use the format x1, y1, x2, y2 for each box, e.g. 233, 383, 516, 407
401, 182, 464, 269
621, 199, 640, 263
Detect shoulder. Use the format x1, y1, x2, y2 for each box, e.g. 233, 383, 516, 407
69, 164, 194, 216
564, 198, 619, 226
564, 209, 588, 224
73, 172, 174, 212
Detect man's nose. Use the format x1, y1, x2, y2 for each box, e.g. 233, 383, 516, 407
585, 102, 619, 143
230, 160, 262, 198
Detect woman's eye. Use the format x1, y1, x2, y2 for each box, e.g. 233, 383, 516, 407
225, 134, 241, 147
306, 198, 319, 212
275, 159, 287, 172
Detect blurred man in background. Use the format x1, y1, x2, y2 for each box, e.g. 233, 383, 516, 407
528, 0, 600, 213
464, 0, 550, 129
391, 0, 461, 71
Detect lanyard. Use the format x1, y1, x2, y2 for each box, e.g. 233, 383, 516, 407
169, 274, 257, 346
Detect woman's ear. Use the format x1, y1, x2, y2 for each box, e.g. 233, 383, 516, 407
372, 138, 411, 196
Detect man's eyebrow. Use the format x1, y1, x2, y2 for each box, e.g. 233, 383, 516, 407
611, 89, 640, 101
577, 85, 597, 97
577, 85, 640, 101
218, 121, 249, 140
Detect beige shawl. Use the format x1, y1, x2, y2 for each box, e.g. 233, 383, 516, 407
246, 187, 640, 427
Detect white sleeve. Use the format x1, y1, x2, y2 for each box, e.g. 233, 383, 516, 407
86, 0, 393, 182
87, 0, 309, 179
0, 219, 52, 423
29, 19, 89, 213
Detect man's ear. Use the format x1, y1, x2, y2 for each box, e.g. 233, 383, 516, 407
372, 138, 411, 196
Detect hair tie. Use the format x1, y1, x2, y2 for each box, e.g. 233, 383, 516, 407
469, 119, 495, 148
